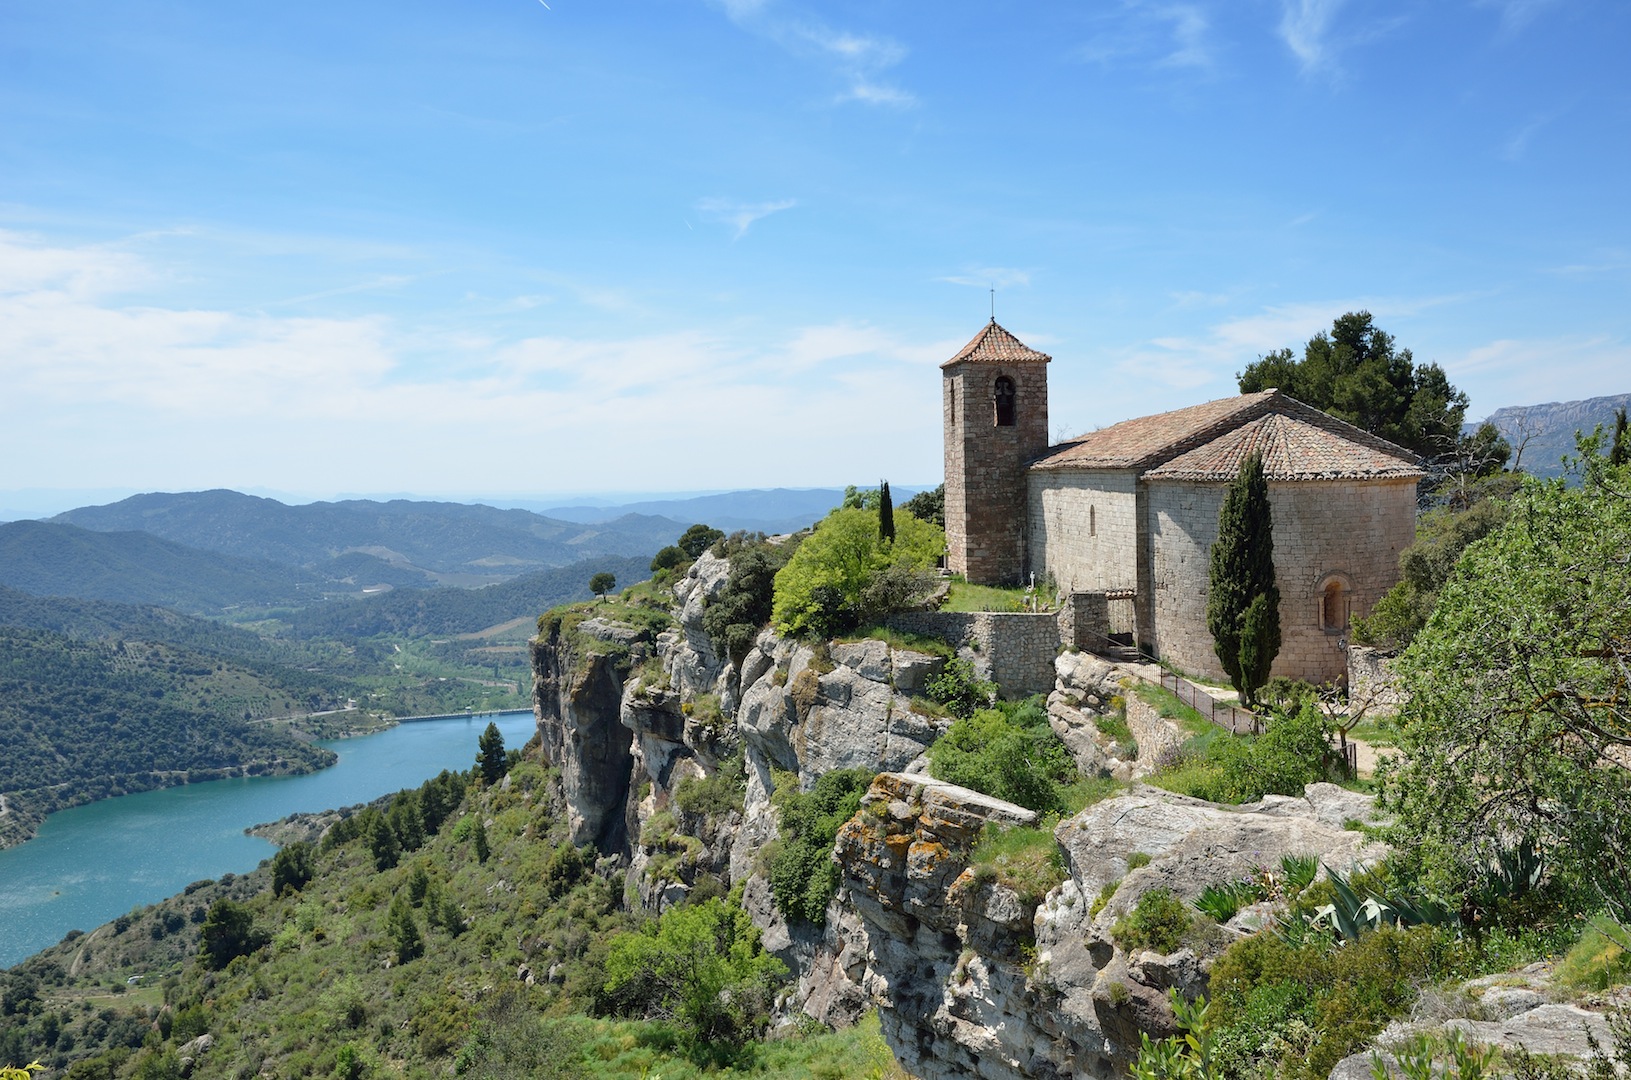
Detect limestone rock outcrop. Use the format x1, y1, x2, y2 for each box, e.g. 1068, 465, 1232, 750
836, 775, 1390, 1080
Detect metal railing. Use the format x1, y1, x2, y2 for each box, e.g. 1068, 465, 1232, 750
1157, 670, 1258, 735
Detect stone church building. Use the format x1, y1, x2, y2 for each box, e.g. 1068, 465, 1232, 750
942, 320, 1422, 684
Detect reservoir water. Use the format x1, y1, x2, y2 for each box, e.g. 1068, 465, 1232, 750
0, 710, 539, 969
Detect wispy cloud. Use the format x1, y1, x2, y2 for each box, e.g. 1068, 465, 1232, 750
694, 197, 799, 239
1475, 0, 1562, 33
1079, 2, 1217, 72
1276, 0, 1407, 79
1277, 0, 1349, 73
0, 231, 950, 493
938, 266, 1033, 290
711, 1, 916, 108
1499, 113, 1555, 162
1113, 296, 1463, 390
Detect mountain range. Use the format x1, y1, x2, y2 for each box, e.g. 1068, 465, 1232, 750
1472, 392, 1631, 479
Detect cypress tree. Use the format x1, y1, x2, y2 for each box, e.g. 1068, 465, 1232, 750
878, 480, 895, 543
1206, 451, 1281, 707
1611, 407, 1629, 468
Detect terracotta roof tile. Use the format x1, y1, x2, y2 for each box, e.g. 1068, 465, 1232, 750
941, 320, 1051, 368
1030, 389, 1421, 476
1144, 413, 1425, 481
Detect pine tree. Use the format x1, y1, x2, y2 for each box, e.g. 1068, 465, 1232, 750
1206, 451, 1281, 707
878, 480, 895, 543
472, 816, 490, 863
476, 722, 507, 786
388, 895, 423, 964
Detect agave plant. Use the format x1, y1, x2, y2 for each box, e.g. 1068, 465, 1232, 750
1309, 865, 1461, 943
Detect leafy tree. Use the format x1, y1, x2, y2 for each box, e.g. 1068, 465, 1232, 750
602, 897, 787, 1048
771, 507, 944, 638
902, 484, 945, 528
878, 480, 895, 543
676, 524, 725, 559
840, 485, 881, 511
269, 840, 314, 897
1207, 452, 1281, 707
476, 722, 507, 786
1380, 452, 1631, 928
587, 572, 616, 601
1351, 473, 1519, 650
198, 899, 264, 969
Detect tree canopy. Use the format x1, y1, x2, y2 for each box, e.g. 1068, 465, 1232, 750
1237, 312, 1501, 478
771, 507, 944, 638
1381, 452, 1631, 926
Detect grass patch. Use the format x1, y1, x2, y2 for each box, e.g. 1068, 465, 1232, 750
1133, 682, 1212, 735
1059, 775, 1127, 815
942, 578, 1048, 613
843, 625, 956, 658
1556, 914, 1631, 990
1345, 716, 1401, 747
970, 824, 1066, 905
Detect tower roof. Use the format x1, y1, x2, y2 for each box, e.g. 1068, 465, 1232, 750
941, 320, 1051, 368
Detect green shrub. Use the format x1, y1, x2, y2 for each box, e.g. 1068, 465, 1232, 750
767, 769, 874, 925
922, 658, 996, 720
771, 507, 944, 638
1150, 702, 1336, 805
928, 698, 1075, 814
601, 897, 787, 1049
673, 753, 747, 819
1112, 888, 1192, 954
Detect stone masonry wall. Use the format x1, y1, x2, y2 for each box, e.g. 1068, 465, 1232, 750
1026, 469, 1140, 594
1057, 591, 1111, 650
1148, 476, 1417, 683
884, 611, 1060, 697
944, 362, 1049, 586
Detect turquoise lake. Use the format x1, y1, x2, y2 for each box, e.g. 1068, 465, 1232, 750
0, 710, 539, 968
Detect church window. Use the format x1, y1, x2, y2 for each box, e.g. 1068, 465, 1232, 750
1090, 505, 1096, 536
994, 376, 1016, 427
1318, 576, 1351, 633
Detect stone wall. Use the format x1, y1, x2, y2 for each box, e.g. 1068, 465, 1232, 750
1348, 645, 1405, 711
884, 610, 1061, 697
944, 360, 1049, 586
1057, 591, 1111, 649
1147, 476, 1417, 683
1026, 469, 1140, 594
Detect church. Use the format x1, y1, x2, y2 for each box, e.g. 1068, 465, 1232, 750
941, 321, 1422, 684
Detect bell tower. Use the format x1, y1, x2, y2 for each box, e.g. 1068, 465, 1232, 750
942, 320, 1051, 585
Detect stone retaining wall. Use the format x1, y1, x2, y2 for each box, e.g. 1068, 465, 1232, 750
885, 611, 1061, 698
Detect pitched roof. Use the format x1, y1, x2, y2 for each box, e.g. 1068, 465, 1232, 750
1030, 388, 1422, 478
1144, 412, 1425, 481
941, 320, 1051, 368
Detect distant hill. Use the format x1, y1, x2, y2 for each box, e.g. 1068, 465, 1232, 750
540, 486, 919, 535
1473, 393, 1631, 479
284, 556, 653, 639
0, 520, 323, 613
52, 489, 684, 581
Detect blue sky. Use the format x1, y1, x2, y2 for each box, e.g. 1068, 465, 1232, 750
2, 0, 1628, 508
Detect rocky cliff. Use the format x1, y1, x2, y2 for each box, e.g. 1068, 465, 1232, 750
528, 557, 1397, 1077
